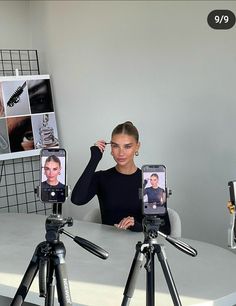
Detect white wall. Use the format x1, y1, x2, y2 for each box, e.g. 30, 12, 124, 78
0, 1, 31, 49
2, 1, 236, 248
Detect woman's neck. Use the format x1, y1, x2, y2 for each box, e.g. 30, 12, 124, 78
115, 163, 137, 175
47, 179, 59, 186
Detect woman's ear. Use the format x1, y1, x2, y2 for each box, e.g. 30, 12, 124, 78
135, 142, 140, 156
137, 141, 141, 151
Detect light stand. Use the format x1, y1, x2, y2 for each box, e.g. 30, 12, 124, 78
10, 202, 109, 306
121, 216, 197, 306
227, 181, 236, 249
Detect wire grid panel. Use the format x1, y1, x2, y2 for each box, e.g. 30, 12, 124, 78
0, 156, 51, 213
0, 49, 51, 215
0, 49, 39, 76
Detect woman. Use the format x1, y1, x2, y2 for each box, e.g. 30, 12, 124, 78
71, 121, 170, 233
42, 155, 64, 188
144, 173, 166, 205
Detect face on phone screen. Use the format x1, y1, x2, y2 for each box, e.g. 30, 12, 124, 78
142, 165, 167, 215
40, 149, 66, 203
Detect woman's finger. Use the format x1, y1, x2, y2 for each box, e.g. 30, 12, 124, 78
115, 217, 134, 229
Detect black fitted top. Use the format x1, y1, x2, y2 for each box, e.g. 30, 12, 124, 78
71, 146, 170, 234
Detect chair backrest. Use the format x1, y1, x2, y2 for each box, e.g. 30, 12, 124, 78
83, 207, 181, 237
167, 207, 182, 238
83, 207, 101, 224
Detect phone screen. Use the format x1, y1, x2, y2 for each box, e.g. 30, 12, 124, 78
142, 165, 167, 216
40, 148, 67, 203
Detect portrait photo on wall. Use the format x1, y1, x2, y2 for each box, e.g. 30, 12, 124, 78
0, 74, 60, 161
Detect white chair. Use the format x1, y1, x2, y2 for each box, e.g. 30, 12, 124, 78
167, 207, 182, 238
83, 207, 102, 224
83, 207, 181, 237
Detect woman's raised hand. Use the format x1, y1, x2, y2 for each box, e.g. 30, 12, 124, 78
94, 140, 108, 153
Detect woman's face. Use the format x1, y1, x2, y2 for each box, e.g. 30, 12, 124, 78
150, 175, 158, 188
44, 161, 61, 183
111, 133, 140, 168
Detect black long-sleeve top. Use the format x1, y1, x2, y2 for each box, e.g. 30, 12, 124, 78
71, 146, 170, 234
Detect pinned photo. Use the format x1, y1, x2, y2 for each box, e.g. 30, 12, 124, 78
31, 113, 59, 149
7, 116, 35, 152
28, 79, 54, 114
2, 80, 31, 116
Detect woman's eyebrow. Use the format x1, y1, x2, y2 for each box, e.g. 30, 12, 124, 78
111, 142, 133, 146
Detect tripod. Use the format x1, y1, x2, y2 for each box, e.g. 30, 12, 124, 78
121, 216, 197, 306
10, 203, 109, 306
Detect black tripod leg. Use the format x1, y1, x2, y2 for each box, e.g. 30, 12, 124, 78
53, 242, 72, 306
121, 242, 144, 306
10, 250, 40, 306
45, 258, 55, 306
155, 245, 182, 306
145, 250, 155, 306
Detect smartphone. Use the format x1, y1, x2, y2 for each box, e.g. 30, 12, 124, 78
40, 148, 67, 203
142, 164, 167, 216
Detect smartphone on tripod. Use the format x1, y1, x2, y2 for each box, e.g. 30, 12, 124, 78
142, 164, 167, 216
39, 148, 67, 203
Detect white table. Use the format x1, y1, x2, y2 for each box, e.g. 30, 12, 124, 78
0, 213, 236, 306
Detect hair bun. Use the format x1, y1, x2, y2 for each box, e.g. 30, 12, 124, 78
124, 121, 133, 126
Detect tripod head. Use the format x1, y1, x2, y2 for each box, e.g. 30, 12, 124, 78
44, 202, 109, 260
122, 214, 196, 306
142, 215, 197, 257
45, 203, 73, 244
35, 177, 109, 260
142, 215, 163, 240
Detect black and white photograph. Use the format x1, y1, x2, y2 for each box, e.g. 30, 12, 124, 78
0, 83, 5, 118
28, 79, 54, 114
0, 75, 60, 160
0, 118, 10, 154
2, 80, 31, 116
7, 115, 35, 153
31, 113, 59, 149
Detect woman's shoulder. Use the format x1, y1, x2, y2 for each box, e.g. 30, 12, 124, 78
57, 182, 65, 188
99, 167, 116, 176
136, 167, 142, 174
41, 181, 49, 187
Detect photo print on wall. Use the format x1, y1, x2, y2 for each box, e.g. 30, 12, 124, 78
0, 75, 59, 160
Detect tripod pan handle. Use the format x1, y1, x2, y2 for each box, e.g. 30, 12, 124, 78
74, 236, 109, 260
165, 236, 198, 257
